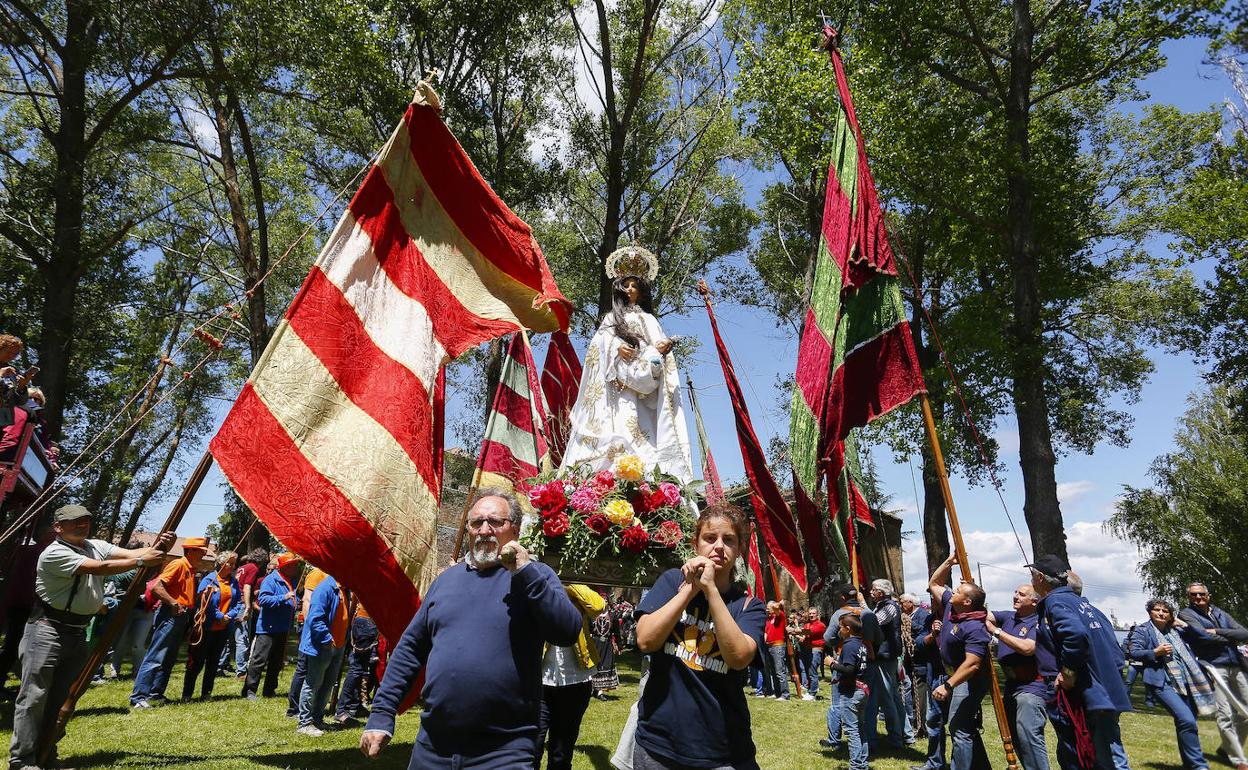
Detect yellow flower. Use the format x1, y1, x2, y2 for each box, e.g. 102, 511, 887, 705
604, 499, 635, 526
614, 454, 644, 482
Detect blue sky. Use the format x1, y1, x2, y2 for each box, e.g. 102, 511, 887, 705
158, 36, 1234, 625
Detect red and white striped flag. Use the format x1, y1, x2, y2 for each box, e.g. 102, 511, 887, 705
474, 333, 550, 490
539, 331, 581, 467
209, 91, 571, 643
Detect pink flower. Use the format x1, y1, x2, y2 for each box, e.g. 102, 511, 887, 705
620, 525, 650, 553
658, 482, 682, 508
585, 514, 611, 536
569, 485, 604, 514
542, 513, 571, 537
593, 469, 616, 490
652, 520, 683, 548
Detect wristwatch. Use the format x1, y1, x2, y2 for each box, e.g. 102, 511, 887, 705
992, 628, 1003, 639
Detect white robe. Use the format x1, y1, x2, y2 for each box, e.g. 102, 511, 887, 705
558, 308, 694, 483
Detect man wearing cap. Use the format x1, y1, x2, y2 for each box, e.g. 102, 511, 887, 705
359, 489, 580, 768
129, 535, 209, 708
1178, 582, 1248, 770
10, 505, 170, 770
1030, 554, 1132, 770
243, 552, 301, 699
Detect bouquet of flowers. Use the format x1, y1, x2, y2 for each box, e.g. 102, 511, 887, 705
521, 454, 697, 584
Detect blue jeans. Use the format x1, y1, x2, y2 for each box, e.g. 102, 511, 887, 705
1150, 684, 1205, 769
923, 674, 949, 769
798, 647, 820, 695
826, 685, 844, 744
765, 644, 789, 698
841, 687, 869, 770
1087, 709, 1130, 770
109, 607, 151, 677
298, 643, 345, 727
1007, 690, 1051, 770
864, 657, 910, 747
233, 620, 249, 673
946, 674, 990, 770
130, 606, 188, 704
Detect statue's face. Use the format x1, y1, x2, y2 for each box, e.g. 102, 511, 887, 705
621, 277, 641, 305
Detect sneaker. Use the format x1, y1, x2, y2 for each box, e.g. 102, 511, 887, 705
296, 725, 325, 737
819, 738, 840, 749
779, 695, 790, 701
131, 700, 152, 710
245, 693, 258, 701
801, 693, 816, 701
332, 714, 357, 726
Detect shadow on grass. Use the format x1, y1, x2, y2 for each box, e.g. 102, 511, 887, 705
74, 704, 129, 717
575, 742, 616, 770
254, 742, 414, 770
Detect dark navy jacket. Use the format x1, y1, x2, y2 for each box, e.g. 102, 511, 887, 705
1125, 621, 1205, 689
1178, 605, 1248, 669
1037, 586, 1131, 713
364, 560, 580, 757
909, 608, 938, 682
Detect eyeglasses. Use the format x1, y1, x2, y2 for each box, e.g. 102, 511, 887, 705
467, 517, 510, 532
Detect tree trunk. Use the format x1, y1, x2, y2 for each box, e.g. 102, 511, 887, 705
1006, 0, 1067, 562
38, 0, 98, 439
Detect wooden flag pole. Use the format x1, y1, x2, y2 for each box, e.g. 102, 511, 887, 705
40, 448, 216, 765
919, 393, 1019, 770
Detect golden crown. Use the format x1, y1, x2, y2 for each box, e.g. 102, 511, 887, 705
605, 245, 659, 282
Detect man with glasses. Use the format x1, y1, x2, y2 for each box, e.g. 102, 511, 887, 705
359, 489, 581, 768
1179, 583, 1248, 770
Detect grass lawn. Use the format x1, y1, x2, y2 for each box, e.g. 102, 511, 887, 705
0, 649, 1236, 769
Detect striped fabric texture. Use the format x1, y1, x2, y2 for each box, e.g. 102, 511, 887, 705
210, 98, 571, 644
539, 331, 581, 468
474, 333, 550, 491
789, 37, 926, 586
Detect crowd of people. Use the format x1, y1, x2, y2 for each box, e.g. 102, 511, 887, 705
3, 487, 1248, 770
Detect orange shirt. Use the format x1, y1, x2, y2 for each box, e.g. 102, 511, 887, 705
212, 577, 233, 631
159, 557, 195, 608
329, 586, 349, 648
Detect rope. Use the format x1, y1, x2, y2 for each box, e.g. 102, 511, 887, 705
1, 149, 378, 545
888, 231, 1029, 563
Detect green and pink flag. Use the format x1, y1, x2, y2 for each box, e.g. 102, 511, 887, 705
790, 31, 926, 584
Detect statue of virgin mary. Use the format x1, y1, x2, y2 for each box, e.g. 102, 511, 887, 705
558, 246, 694, 483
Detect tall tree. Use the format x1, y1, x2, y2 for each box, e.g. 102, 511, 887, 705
0, 0, 205, 436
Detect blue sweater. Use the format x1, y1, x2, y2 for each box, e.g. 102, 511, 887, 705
255, 570, 297, 635
364, 560, 580, 756
300, 575, 343, 656
195, 572, 242, 628
1037, 586, 1131, 713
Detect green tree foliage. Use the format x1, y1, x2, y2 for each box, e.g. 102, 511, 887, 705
1108, 386, 1248, 620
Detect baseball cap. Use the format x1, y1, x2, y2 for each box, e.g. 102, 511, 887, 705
1026, 554, 1070, 578
53, 504, 92, 523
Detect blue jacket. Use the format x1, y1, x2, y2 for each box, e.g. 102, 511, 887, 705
299, 575, 344, 656
255, 570, 297, 635
364, 560, 580, 756
1037, 586, 1131, 713
1178, 605, 1248, 668
196, 572, 242, 629
1125, 621, 1204, 689
909, 607, 937, 681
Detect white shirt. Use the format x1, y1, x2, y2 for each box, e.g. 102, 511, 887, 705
541, 643, 592, 687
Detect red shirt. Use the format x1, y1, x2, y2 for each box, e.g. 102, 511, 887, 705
235, 562, 261, 605
805, 620, 828, 649
765, 612, 787, 645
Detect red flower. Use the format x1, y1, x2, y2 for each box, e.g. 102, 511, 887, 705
620, 525, 650, 553
593, 469, 616, 490
542, 513, 571, 537
585, 513, 611, 536
528, 482, 567, 516
652, 520, 683, 548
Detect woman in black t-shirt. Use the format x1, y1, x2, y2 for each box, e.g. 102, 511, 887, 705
633, 504, 768, 770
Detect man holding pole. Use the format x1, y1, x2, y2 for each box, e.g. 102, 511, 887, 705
927, 554, 992, 770
9, 505, 170, 770
1030, 554, 1132, 770
130, 535, 210, 708
987, 584, 1055, 770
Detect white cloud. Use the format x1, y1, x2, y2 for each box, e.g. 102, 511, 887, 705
897, 519, 1148, 628
1056, 480, 1095, 503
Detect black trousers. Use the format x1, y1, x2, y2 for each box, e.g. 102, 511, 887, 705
183, 627, 229, 699
535, 681, 593, 770
336, 616, 378, 717
0, 605, 31, 681
243, 631, 287, 697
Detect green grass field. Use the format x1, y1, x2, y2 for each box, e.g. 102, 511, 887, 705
0, 649, 1236, 769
